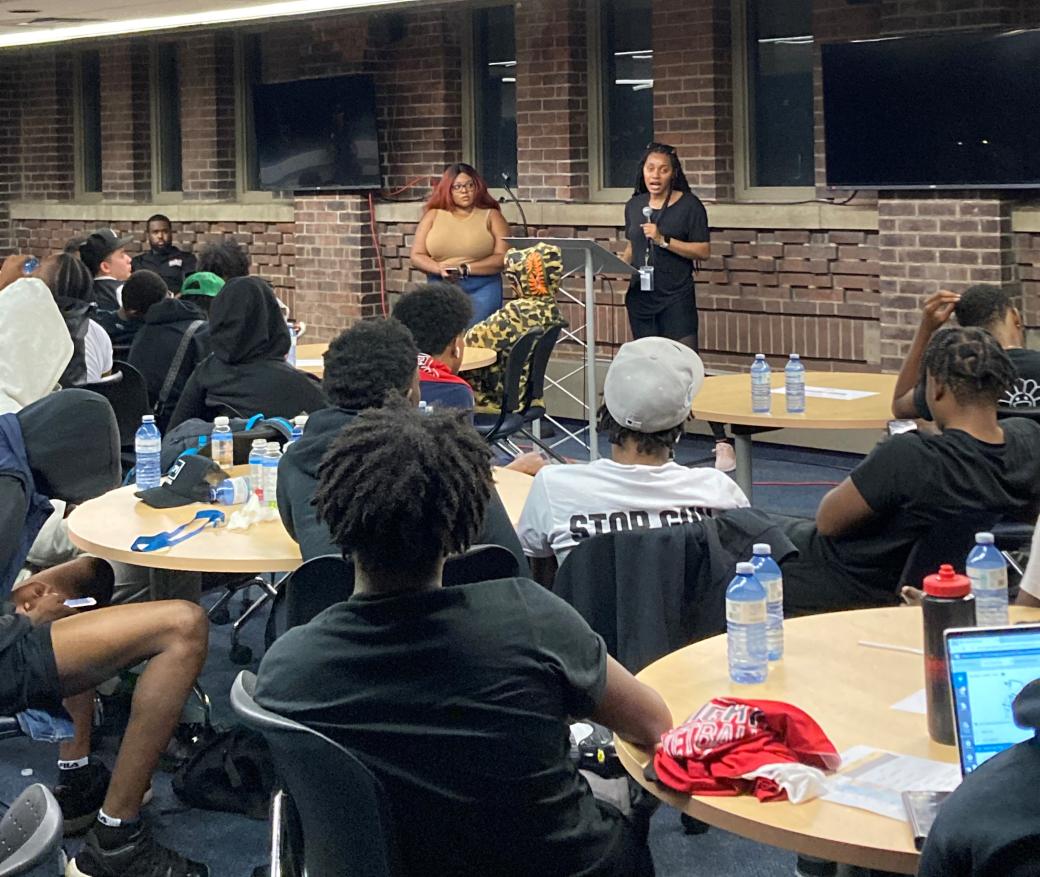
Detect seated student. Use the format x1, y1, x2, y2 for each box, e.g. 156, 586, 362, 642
78, 229, 133, 313
92, 270, 168, 348
917, 680, 1040, 877
176, 270, 224, 316
277, 317, 530, 574
518, 337, 749, 584
0, 277, 72, 415
782, 327, 1040, 615
391, 282, 475, 412
195, 239, 250, 283
127, 276, 214, 431
167, 276, 327, 427
1, 389, 209, 877
893, 286, 1040, 419
465, 242, 566, 410
256, 404, 672, 877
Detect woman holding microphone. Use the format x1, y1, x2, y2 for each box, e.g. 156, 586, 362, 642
622, 143, 734, 470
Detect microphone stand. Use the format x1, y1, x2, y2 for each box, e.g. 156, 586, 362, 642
500, 172, 530, 236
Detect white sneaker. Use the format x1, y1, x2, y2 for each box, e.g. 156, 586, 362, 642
713, 442, 736, 472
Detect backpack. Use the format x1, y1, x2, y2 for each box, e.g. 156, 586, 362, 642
160, 414, 293, 472
172, 725, 275, 820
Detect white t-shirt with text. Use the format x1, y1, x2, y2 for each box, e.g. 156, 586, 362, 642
84, 319, 114, 384
517, 458, 750, 564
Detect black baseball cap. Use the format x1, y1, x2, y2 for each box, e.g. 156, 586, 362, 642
135, 455, 228, 509
79, 228, 133, 274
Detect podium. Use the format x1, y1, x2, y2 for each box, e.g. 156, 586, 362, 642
506, 238, 635, 460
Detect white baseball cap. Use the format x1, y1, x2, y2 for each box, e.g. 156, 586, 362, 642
603, 337, 705, 433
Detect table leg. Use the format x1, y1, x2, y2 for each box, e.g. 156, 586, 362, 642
734, 433, 753, 500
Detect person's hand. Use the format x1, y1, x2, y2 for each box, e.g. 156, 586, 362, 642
900, 585, 924, 607
438, 262, 459, 280
506, 451, 548, 476
641, 223, 662, 245
920, 290, 960, 333
12, 582, 76, 626
0, 254, 33, 292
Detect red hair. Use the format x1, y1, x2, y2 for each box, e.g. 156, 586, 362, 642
423, 163, 501, 213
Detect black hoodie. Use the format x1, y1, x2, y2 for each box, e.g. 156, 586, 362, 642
167, 277, 327, 428
277, 406, 530, 576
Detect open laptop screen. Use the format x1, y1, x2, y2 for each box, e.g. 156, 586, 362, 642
946, 624, 1040, 774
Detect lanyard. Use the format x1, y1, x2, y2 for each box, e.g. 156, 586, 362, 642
131, 509, 226, 553
644, 188, 674, 267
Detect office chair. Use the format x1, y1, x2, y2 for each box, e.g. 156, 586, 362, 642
0, 784, 63, 877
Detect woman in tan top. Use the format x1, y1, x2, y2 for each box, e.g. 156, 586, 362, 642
410, 163, 510, 325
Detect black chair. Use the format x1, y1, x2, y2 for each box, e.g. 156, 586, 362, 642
81, 361, 153, 472
517, 323, 568, 462
442, 544, 519, 586
231, 671, 399, 877
0, 784, 63, 877
473, 327, 543, 451
899, 510, 1002, 589
998, 406, 1040, 423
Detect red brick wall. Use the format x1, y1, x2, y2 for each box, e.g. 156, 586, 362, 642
0, 57, 21, 250
100, 42, 152, 201
180, 32, 237, 200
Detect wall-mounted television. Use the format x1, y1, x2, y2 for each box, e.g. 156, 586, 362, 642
822, 30, 1040, 189
253, 74, 381, 191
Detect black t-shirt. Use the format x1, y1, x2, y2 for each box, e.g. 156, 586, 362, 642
918, 736, 1040, 877
914, 347, 1040, 418
798, 419, 1040, 601
624, 191, 709, 299
255, 577, 623, 877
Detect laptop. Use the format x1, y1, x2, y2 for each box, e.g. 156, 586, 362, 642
945, 623, 1040, 775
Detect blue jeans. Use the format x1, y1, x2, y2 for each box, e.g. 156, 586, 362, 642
428, 274, 503, 326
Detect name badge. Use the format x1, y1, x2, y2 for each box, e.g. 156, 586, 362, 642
638, 265, 654, 291
168, 258, 183, 268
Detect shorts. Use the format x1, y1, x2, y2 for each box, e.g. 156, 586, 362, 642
0, 621, 64, 715
625, 284, 698, 343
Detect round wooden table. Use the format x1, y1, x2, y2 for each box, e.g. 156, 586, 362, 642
295, 342, 497, 378
616, 605, 1040, 873
67, 466, 533, 573
693, 371, 898, 497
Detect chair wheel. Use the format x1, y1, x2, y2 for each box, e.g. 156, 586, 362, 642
230, 643, 253, 665
209, 606, 231, 625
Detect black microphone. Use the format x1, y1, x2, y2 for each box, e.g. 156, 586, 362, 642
501, 172, 530, 237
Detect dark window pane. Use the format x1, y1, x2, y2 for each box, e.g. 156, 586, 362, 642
602, 0, 652, 189
746, 0, 814, 187
473, 6, 516, 185
156, 44, 182, 192
79, 51, 102, 193
241, 34, 261, 191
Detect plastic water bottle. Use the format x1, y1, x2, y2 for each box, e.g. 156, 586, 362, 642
289, 415, 307, 444
750, 353, 771, 414
726, 562, 768, 684
750, 543, 784, 661
211, 416, 234, 469
134, 415, 162, 491
209, 476, 251, 505
248, 439, 267, 502
966, 532, 1009, 626
263, 442, 282, 510
785, 353, 806, 414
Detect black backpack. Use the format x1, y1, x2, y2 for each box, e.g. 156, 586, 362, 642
160, 415, 293, 472
172, 726, 275, 820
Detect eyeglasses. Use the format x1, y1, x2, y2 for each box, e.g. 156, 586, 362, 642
451, 181, 476, 192
644, 142, 677, 155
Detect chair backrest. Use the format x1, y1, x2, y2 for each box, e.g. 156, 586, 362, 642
900, 509, 1001, 588
231, 672, 399, 877
998, 406, 1040, 425
497, 326, 543, 415
441, 544, 519, 587
81, 361, 152, 447
0, 784, 63, 877
523, 323, 565, 411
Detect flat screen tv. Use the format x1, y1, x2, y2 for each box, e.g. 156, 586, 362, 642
253, 75, 381, 191
822, 29, 1040, 189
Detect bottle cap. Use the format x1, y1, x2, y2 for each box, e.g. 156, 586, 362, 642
752, 543, 771, 556
142, 414, 155, 422
251, 438, 267, 447
735, 562, 755, 575
755, 353, 765, 359
266, 441, 280, 451
294, 415, 308, 427
214, 416, 230, 427
789, 353, 800, 360
975, 532, 995, 545
923, 564, 972, 598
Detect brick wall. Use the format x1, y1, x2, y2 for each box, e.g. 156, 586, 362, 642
180, 32, 237, 200
0, 57, 21, 250
100, 42, 152, 201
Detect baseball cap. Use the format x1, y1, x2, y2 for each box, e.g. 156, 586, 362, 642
603, 337, 705, 433
181, 271, 225, 298
79, 228, 133, 273
135, 454, 228, 509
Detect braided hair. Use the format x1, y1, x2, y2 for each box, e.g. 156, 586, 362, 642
45, 253, 94, 302
923, 326, 1016, 406
632, 143, 693, 196
322, 318, 418, 410
314, 403, 493, 584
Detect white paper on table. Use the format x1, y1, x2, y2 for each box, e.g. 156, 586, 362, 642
890, 689, 927, 715
820, 747, 962, 821
771, 386, 878, 401
296, 358, 323, 367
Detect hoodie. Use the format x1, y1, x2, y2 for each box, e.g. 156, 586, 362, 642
0, 279, 72, 415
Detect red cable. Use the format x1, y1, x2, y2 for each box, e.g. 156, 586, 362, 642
368, 191, 388, 317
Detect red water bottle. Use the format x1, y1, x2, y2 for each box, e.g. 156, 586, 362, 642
922, 564, 976, 744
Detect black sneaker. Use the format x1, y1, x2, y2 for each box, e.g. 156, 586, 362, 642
55, 762, 110, 836
66, 822, 209, 877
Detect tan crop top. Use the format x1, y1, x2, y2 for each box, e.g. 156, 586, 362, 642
424, 208, 496, 264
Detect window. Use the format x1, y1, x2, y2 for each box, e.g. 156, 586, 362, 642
472, 6, 516, 185
76, 51, 102, 195
737, 0, 815, 194
152, 43, 183, 193
599, 0, 653, 191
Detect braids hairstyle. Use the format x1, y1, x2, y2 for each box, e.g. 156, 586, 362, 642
923, 326, 1016, 406
954, 284, 1014, 332
323, 318, 419, 410
46, 253, 94, 302
122, 269, 168, 315
423, 163, 502, 213
633, 143, 693, 196
391, 282, 473, 355
314, 403, 493, 583
597, 403, 684, 456
197, 240, 250, 281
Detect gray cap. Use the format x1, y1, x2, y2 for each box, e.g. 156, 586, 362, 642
603, 337, 705, 433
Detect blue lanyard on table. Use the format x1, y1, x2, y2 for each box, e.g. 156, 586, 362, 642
131, 509, 226, 553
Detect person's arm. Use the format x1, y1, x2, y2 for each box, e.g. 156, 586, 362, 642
531, 555, 558, 589
1015, 519, 1040, 607
463, 209, 509, 276
0, 254, 34, 292
642, 227, 710, 262
621, 241, 632, 264
409, 211, 449, 277
892, 290, 960, 418
815, 477, 877, 538
590, 656, 673, 746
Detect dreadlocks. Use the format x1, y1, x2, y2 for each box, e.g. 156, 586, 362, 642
923, 326, 1016, 406
314, 403, 493, 584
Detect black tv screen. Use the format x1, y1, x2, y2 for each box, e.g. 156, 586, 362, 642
822, 30, 1040, 189
253, 75, 381, 191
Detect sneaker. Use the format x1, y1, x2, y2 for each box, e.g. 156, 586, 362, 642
55, 762, 153, 836
66, 822, 208, 877
714, 441, 737, 473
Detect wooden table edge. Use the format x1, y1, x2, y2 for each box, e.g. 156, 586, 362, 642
691, 409, 892, 431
